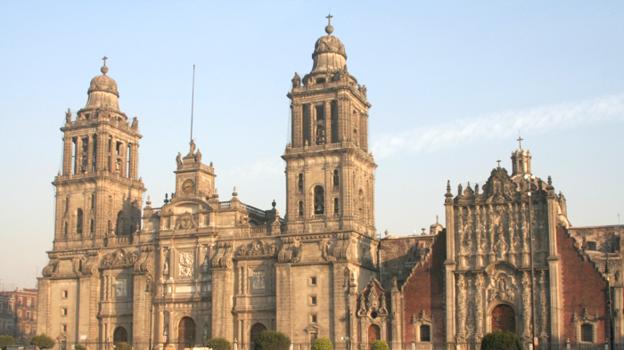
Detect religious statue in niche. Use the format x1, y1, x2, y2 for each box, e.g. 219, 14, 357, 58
179, 252, 194, 278
163, 247, 170, 277
316, 122, 326, 145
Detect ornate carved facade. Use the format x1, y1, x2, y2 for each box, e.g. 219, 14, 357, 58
37, 17, 624, 350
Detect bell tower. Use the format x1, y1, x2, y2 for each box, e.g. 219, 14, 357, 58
53, 58, 144, 248
283, 17, 376, 236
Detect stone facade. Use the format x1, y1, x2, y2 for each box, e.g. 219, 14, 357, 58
0, 288, 38, 342
37, 18, 623, 350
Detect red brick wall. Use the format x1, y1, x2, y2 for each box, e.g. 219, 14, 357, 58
559, 226, 608, 343
401, 231, 446, 345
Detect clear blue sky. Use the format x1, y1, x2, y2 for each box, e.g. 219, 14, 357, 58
1, 1, 623, 289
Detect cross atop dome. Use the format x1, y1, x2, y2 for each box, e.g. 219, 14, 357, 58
517, 135, 524, 149
101, 56, 109, 75
325, 13, 334, 35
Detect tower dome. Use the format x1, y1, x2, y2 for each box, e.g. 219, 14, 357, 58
311, 15, 347, 73
85, 57, 120, 111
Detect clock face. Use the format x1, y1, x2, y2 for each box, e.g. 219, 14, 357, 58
182, 179, 194, 194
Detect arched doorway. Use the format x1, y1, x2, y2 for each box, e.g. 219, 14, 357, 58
250, 323, 267, 349
491, 304, 516, 333
178, 317, 196, 349
113, 326, 128, 344
368, 324, 381, 348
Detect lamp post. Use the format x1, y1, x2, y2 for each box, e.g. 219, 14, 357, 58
525, 174, 538, 350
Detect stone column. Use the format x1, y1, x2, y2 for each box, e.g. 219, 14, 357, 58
87, 134, 94, 174
275, 263, 293, 342
292, 103, 302, 147
546, 194, 562, 346
211, 267, 234, 342
444, 195, 456, 350
63, 136, 72, 176
75, 137, 83, 174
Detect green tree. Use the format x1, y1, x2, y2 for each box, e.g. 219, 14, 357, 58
0, 336, 16, 350
312, 337, 333, 350
205, 338, 231, 350
74, 344, 86, 350
254, 331, 290, 350
370, 340, 389, 350
480, 331, 522, 350
114, 342, 132, 350
30, 335, 55, 350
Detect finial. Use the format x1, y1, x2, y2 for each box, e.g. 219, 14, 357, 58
517, 135, 524, 149
164, 193, 169, 204
446, 180, 451, 194
325, 13, 334, 35
435, 215, 439, 224
101, 56, 109, 75
232, 186, 238, 197
146, 195, 152, 207
272, 199, 276, 209
496, 160, 501, 168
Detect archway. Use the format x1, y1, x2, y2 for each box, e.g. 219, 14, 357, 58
178, 317, 196, 349
113, 326, 128, 344
368, 324, 381, 348
491, 304, 516, 333
250, 323, 267, 348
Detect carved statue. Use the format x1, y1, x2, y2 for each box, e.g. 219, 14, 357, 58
176, 152, 182, 168
131, 117, 138, 130
316, 124, 326, 145
291, 72, 301, 88
65, 108, 72, 124
163, 247, 170, 277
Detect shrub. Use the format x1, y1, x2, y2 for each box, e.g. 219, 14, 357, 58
312, 337, 333, 350
30, 335, 55, 349
114, 342, 132, 350
480, 331, 522, 350
74, 344, 86, 350
371, 340, 389, 350
0, 336, 16, 350
254, 331, 290, 350
206, 338, 231, 350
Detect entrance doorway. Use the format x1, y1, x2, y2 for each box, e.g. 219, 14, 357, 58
368, 324, 381, 348
113, 326, 128, 344
491, 304, 516, 333
178, 317, 196, 349
250, 323, 267, 349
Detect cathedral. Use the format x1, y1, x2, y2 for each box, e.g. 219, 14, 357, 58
37, 18, 624, 350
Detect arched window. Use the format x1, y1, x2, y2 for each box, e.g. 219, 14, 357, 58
116, 211, 125, 235
90, 219, 95, 235
298, 201, 304, 217
581, 323, 594, 342
419, 324, 431, 342
297, 173, 304, 192
333, 198, 340, 216
63, 221, 68, 238
314, 186, 325, 215
333, 169, 340, 188
76, 209, 83, 235
368, 324, 381, 346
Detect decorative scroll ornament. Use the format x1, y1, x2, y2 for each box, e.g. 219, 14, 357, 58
178, 252, 194, 278
277, 237, 302, 263
211, 242, 233, 268
100, 249, 139, 269
42, 260, 59, 277
236, 239, 276, 258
